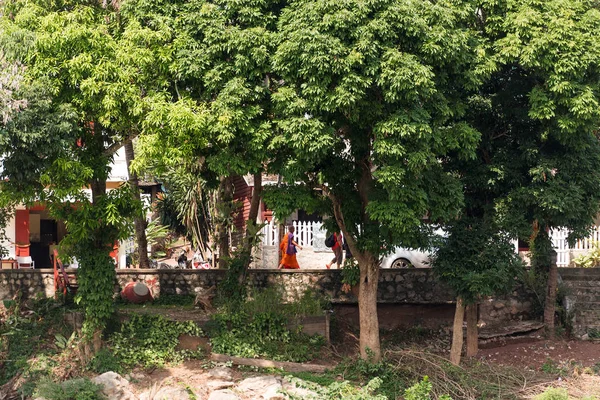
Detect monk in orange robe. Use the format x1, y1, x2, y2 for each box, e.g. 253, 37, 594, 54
278, 226, 303, 269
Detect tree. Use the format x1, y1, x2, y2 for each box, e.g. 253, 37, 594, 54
433, 0, 600, 364
269, 0, 486, 361
479, 0, 600, 337
0, 0, 172, 350
124, 0, 279, 278
433, 221, 522, 365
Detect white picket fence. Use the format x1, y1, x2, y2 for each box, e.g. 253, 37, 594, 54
551, 226, 600, 267
261, 220, 325, 247
262, 221, 600, 267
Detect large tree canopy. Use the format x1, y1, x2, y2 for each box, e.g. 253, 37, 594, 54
0, 0, 172, 344
433, 0, 600, 361
269, 0, 488, 360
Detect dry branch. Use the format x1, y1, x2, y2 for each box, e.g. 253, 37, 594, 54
210, 353, 329, 373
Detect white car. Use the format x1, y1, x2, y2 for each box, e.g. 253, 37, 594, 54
380, 248, 432, 268
380, 229, 445, 268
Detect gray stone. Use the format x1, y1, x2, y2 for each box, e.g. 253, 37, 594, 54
208, 366, 234, 380
237, 376, 282, 395
208, 389, 240, 400
152, 387, 190, 400
207, 380, 235, 390
92, 372, 137, 400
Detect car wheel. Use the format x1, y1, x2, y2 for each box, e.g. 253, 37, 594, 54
391, 258, 414, 268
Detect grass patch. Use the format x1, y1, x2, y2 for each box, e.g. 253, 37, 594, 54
0, 296, 73, 397
208, 287, 328, 363
110, 313, 204, 370
34, 377, 106, 400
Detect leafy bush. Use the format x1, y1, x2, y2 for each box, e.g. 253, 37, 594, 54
87, 349, 122, 374
534, 388, 569, 400
34, 377, 105, 400
209, 310, 324, 362
284, 376, 387, 400
209, 287, 327, 362
573, 241, 600, 267
111, 314, 203, 369
0, 297, 71, 396
334, 355, 404, 399
404, 377, 452, 400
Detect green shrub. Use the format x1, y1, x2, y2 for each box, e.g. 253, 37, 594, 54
0, 297, 71, 396
111, 314, 203, 369
404, 377, 452, 400
534, 388, 569, 400
34, 378, 106, 400
209, 309, 324, 362
87, 349, 122, 374
209, 287, 327, 362
284, 376, 387, 400
333, 354, 404, 399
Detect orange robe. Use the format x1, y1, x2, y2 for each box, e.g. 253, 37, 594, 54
280, 233, 300, 269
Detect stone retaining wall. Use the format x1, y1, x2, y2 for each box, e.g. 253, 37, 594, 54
0, 269, 537, 324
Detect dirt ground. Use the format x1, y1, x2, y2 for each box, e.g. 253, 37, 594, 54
479, 338, 600, 370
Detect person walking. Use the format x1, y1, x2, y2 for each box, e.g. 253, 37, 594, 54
278, 226, 303, 269
326, 232, 343, 269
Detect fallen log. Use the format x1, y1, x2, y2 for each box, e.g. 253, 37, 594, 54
210, 353, 330, 373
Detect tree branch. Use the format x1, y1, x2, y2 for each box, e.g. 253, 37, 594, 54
103, 133, 138, 157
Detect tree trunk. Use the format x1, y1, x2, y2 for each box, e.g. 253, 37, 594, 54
242, 172, 262, 269
358, 259, 381, 361
327, 188, 382, 362
217, 176, 234, 269
124, 141, 149, 268
544, 258, 558, 337
450, 297, 465, 365
466, 303, 478, 358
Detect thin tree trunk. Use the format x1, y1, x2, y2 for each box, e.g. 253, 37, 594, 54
544, 258, 558, 337
358, 259, 381, 361
466, 303, 478, 358
124, 141, 149, 268
328, 190, 381, 362
242, 172, 262, 269
217, 176, 234, 269
450, 297, 465, 365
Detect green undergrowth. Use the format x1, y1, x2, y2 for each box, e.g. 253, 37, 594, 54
108, 313, 204, 370
34, 377, 106, 400
0, 295, 74, 397
115, 293, 195, 308
207, 287, 328, 362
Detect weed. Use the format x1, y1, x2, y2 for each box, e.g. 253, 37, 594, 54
404, 377, 452, 400
0, 297, 72, 397
334, 355, 404, 399
534, 387, 568, 400
588, 328, 600, 339
34, 377, 106, 400
87, 349, 122, 374
283, 376, 387, 400
111, 314, 203, 370
209, 287, 327, 362
541, 358, 568, 377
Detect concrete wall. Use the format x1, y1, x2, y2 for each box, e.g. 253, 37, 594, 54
0, 268, 538, 325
